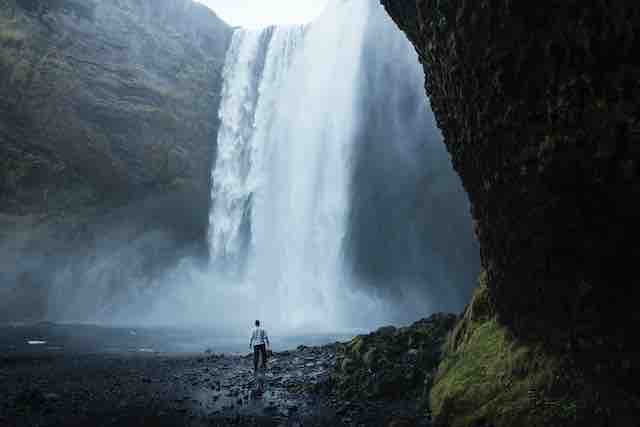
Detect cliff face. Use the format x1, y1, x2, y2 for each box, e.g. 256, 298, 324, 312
381, 0, 640, 425
0, 0, 231, 320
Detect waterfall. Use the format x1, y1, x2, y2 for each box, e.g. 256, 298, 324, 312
31, 0, 477, 329
208, 29, 269, 270
209, 26, 305, 275
209, 0, 369, 330
206, 0, 478, 332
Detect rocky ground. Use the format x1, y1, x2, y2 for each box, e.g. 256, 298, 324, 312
0, 316, 458, 427
0, 348, 333, 427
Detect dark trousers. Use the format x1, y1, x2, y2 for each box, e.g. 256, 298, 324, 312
253, 344, 267, 372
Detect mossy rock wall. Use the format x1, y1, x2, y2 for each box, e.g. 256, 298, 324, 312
332, 313, 457, 403
432, 282, 639, 427
380, 0, 640, 425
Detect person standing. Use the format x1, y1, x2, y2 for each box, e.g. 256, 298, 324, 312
249, 320, 270, 374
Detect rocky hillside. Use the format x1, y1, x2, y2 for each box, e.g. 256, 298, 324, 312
381, 1, 640, 426
0, 0, 231, 321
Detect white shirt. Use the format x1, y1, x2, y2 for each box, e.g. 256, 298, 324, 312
250, 326, 268, 347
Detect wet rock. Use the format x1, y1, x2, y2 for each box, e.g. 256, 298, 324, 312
331, 313, 457, 401
263, 403, 278, 414
340, 357, 355, 373
376, 326, 397, 337
336, 404, 350, 416
381, 1, 640, 426
387, 417, 415, 427
15, 389, 46, 408
362, 347, 377, 369
44, 392, 60, 401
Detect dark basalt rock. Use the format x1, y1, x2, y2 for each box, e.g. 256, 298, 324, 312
381, 0, 640, 425
331, 313, 457, 403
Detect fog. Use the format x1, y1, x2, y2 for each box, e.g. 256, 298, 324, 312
196, 0, 327, 28
344, 3, 480, 321
1, 0, 479, 339
135, 0, 479, 335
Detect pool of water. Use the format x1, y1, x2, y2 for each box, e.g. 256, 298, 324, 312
0, 322, 356, 355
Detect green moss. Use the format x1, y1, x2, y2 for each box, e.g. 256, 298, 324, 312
429, 281, 626, 427
332, 314, 457, 402
349, 335, 365, 356
156, 110, 178, 131
432, 313, 579, 426
0, 156, 31, 193
0, 26, 25, 46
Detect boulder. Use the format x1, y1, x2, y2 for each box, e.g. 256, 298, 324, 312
331, 313, 457, 402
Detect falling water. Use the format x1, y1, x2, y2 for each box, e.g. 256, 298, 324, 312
20, 0, 478, 329
208, 29, 269, 270
205, 0, 478, 333
209, 0, 369, 330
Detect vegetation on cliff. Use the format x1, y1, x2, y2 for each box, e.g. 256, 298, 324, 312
331, 314, 457, 414
380, 0, 640, 425
0, 0, 231, 321
431, 275, 639, 427
1, 0, 229, 214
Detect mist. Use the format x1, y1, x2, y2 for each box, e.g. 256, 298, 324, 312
136, 0, 479, 334
1, 0, 479, 338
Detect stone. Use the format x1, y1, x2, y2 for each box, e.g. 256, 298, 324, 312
44, 393, 60, 401
331, 313, 456, 400
381, 0, 640, 369
387, 418, 414, 427
376, 326, 396, 336
381, 0, 640, 425
362, 347, 377, 369
341, 357, 355, 373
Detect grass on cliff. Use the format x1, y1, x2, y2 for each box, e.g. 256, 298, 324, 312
430, 282, 591, 427
0, 26, 24, 46
432, 318, 564, 426
0, 4, 25, 46
0, 15, 24, 78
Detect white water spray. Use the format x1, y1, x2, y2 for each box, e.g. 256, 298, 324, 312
29, 1, 477, 330
209, 1, 370, 331
209, 29, 268, 265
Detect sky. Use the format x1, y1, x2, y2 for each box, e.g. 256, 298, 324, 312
196, 0, 329, 29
